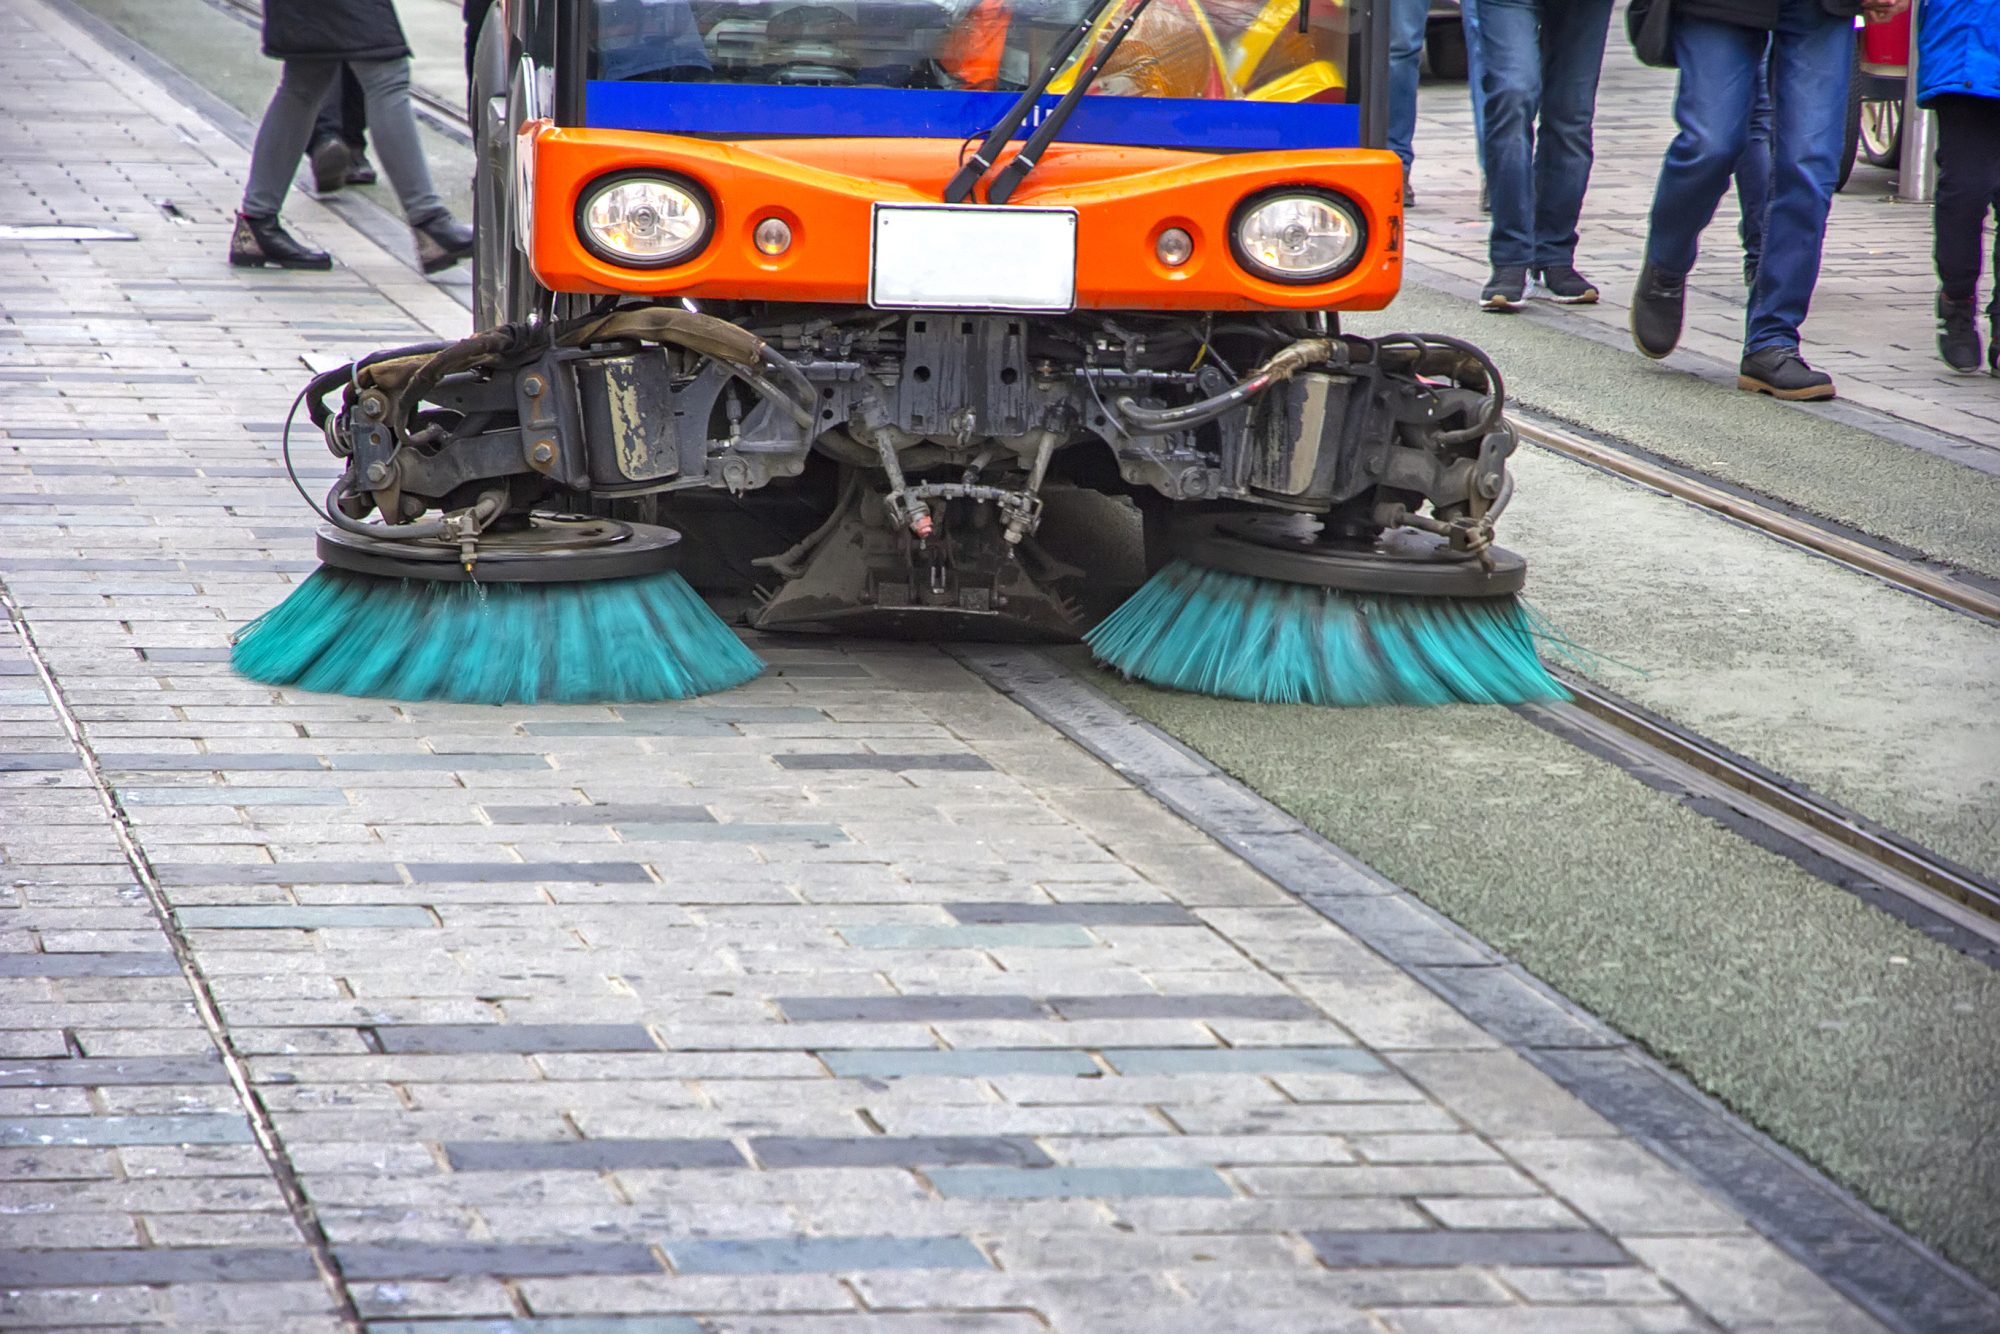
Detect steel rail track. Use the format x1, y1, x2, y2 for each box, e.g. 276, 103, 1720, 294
1513, 413, 2000, 626
1510, 416, 2000, 942
1527, 679, 2000, 947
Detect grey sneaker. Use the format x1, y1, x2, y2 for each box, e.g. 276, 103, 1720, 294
1480, 265, 1528, 313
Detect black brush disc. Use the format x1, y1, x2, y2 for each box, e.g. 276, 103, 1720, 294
1171, 514, 1526, 598
316, 515, 681, 584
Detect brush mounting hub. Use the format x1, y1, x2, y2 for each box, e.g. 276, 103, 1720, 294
315, 515, 681, 584
1174, 514, 1526, 598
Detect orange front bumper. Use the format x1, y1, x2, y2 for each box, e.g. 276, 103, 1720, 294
524, 125, 1405, 313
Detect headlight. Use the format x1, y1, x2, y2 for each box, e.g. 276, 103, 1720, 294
1231, 190, 1364, 284
577, 174, 711, 268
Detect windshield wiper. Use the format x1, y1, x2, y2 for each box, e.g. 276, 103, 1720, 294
942, 0, 1127, 204
983, 0, 1155, 203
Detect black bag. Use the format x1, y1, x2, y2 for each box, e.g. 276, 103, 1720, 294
1626, 0, 1677, 69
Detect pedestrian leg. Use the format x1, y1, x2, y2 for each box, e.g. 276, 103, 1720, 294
346, 57, 474, 272
1386, 0, 1433, 199
1930, 93, 2000, 370
1733, 46, 1775, 288
234, 58, 341, 268
1472, 0, 1546, 308
1526, 0, 1613, 294
1743, 0, 1852, 358
1629, 15, 1760, 357
1464, 0, 1496, 204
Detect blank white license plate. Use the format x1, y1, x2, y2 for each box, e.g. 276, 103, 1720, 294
870, 204, 1077, 312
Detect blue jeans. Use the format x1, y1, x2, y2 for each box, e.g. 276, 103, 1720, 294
1474, 0, 1616, 270
1731, 48, 1775, 279
1462, 0, 1488, 169
1644, 0, 1853, 354
1386, 0, 1432, 175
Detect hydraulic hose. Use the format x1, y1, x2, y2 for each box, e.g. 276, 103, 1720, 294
1111, 337, 1339, 435
1374, 332, 1507, 445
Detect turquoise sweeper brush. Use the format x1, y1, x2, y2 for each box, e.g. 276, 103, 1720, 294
1086, 516, 1565, 707
232, 513, 764, 705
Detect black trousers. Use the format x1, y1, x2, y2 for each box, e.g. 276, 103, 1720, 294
1934, 94, 2000, 309
311, 65, 368, 151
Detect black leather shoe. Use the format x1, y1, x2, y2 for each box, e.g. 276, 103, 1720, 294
1630, 261, 1684, 359
413, 213, 475, 274
308, 137, 350, 195
345, 150, 377, 186
229, 213, 332, 270
1738, 347, 1835, 401
1937, 293, 1981, 373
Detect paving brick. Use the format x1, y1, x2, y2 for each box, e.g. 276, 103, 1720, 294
1047, 994, 1317, 1020
336, 1242, 664, 1280
0, 1245, 317, 1285
0, 1114, 254, 1146
0, 951, 181, 977
374, 1025, 659, 1054
367, 1320, 702, 1333
404, 862, 655, 884
1102, 1047, 1382, 1076
480, 804, 716, 825
777, 995, 1045, 1022
665, 1235, 989, 1274
944, 902, 1196, 926
444, 1139, 746, 1171
179, 905, 435, 929
928, 1167, 1233, 1199
1306, 1229, 1629, 1268
820, 1049, 1098, 1078
839, 925, 1096, 950
621, 823, 850, 843
775, 753, 991, 771
0, 1054, 226, 1086
749, 1137, 1053, 1169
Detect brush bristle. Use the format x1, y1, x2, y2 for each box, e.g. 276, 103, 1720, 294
232, 567, 764, 703
1086, 560, 1567, 706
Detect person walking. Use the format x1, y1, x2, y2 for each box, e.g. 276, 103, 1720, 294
1630, 0, 1909, 400
1472, 0, 1616, 312
231, 0, 474, 273
1386, 0, 1432, 204
1919, 0, 2000, 374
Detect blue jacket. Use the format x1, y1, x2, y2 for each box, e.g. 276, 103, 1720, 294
1917, 0, 2000, 105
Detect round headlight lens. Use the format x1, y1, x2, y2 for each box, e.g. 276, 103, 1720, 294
579, 176, 709, 267
1232, 192, 1363, 284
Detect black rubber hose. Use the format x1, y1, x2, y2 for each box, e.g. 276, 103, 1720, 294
1373, 332, 1506, 445
1110, 337, 1338, 435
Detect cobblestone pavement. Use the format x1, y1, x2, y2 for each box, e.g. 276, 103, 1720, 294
1404, 37, 2000, 449
0, 1, 1940, 1329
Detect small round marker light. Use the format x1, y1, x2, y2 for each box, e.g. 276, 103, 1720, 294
753, 218, 793, 256
1155, 227, 1193, 268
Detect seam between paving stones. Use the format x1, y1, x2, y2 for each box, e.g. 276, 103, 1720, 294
0, 584, 366, 1333
951, 644, 2000, 1334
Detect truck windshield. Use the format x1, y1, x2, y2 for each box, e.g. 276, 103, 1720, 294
584, 0, 1355, 105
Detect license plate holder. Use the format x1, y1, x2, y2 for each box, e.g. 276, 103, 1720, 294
870, 203, 1077, 312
